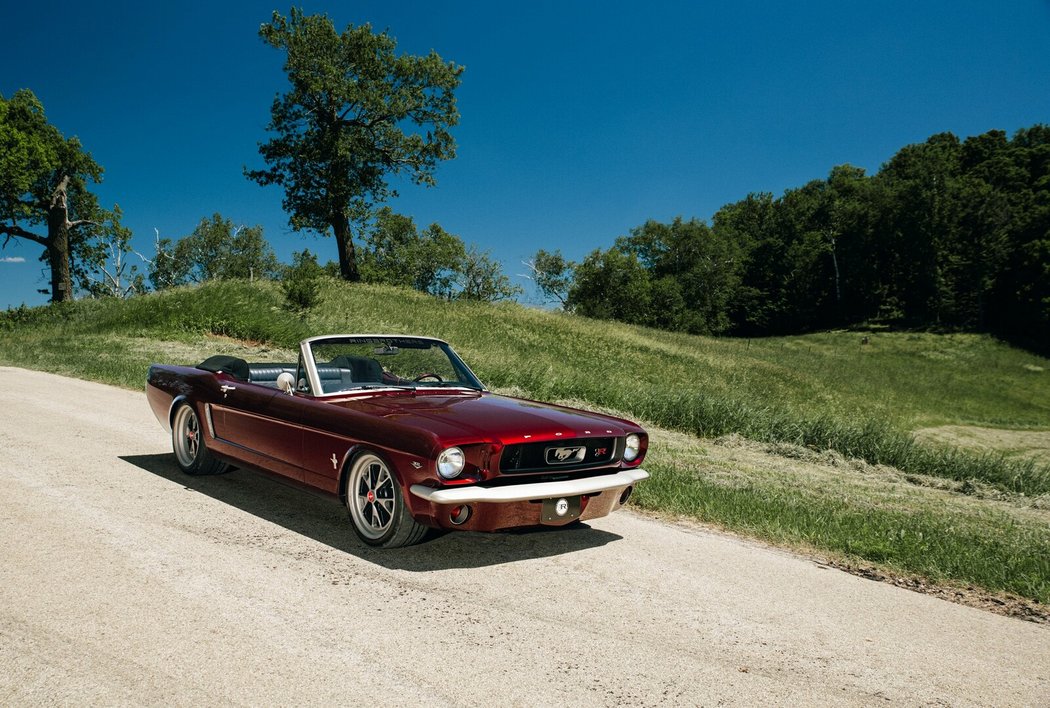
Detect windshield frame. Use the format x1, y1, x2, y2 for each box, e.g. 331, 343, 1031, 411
299, 334, 486, 397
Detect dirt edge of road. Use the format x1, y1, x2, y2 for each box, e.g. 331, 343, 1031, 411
642, 510, 1049, 625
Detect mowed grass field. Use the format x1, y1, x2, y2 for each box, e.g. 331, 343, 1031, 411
2, 279, 1049, 607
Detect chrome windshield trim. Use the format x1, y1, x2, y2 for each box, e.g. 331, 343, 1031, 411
300, 334, 486, 397
301, 340, 323, 397
303, 333, 449, 346
409, 468, 648, 504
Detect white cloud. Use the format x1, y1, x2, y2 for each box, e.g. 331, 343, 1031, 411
1, 257, 27, 263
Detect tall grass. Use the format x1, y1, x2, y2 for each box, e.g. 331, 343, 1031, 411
3, 279, 1049, 496
636, 459, 1050, 603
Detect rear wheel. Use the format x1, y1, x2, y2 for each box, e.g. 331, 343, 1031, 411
345, 453, 428, 548
172, 403, 227, 475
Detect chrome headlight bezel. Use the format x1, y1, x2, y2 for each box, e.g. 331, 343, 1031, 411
437, 446, 466, 479
623, 434, 641, 462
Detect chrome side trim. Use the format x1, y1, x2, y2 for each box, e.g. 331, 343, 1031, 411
410, 468, 648, 504
204, 403, 216, 438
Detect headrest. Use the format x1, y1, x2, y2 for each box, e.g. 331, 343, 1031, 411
331, 355, 383, 382
197, 355, 250, 381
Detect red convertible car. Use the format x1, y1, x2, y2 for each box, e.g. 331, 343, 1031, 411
146, 334, 649, 547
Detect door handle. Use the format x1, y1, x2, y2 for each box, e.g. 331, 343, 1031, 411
220, 385, 237, 398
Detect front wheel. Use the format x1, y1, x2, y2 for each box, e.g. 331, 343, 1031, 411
172, 403, 228, 475
345, 452, 428, 548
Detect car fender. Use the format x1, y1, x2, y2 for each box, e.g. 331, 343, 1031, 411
338, 445, 414, 509
166, 395, 189, 431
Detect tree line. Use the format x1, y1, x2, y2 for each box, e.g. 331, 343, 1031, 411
149, 207, 520, 304
531, 126, 1050, 354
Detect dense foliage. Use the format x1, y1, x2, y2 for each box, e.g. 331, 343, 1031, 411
551, 126, 1050, 353
358, 207, 464, 296
246, 8, 463, 282
0, 89, 124, 301
359, 208, 521, 301
150, 213, 279, 289
280, 249, 326, 312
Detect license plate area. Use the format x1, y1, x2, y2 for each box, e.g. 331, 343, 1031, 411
541, 495, 582, 523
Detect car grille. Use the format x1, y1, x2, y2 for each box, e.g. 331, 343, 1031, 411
499, 437, 619, 474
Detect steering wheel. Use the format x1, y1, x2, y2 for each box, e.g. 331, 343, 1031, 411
412, 373, 444, 382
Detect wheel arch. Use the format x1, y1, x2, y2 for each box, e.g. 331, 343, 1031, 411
168, 396, 216, 440
338, 445, 411, 507
167, 395, 189, 430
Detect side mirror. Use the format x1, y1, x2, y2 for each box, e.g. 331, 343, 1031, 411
276, 372, 295, 394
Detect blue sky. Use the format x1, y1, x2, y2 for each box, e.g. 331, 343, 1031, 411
2, 1, 1049, 308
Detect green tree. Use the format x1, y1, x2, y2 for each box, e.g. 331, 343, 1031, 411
359, 207, 465, 296
712, 192, 776, 333
524, 249, 575, 308
84, 206, 145, 298
147, 230, 180, 292
567, 248, 652, 323
818, 165, 869, 320
455, 246, 523, 302
875, 132, 964, 325
950, 130, 1024, 329
246, 8, 464, 282
223, 221, 281, 282
0, 89, 117, 301
157, 213, 279, 288
988, 125, 1050, 353
616, 217, 741, 334
778, 184, 839, 330
281, 248, 326, 312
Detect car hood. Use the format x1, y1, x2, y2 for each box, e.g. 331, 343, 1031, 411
326, 391, 637, 445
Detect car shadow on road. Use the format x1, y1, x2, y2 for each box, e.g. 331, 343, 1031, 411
120, 454, 624, 571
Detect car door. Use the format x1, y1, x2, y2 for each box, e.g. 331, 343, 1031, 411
211, 378, 304, 482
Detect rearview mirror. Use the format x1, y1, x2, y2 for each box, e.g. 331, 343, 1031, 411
277, 371, 295, 394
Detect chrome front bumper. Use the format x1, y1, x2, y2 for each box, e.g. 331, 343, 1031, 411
409, 468, 648, 504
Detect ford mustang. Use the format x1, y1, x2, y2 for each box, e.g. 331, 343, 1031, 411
146, 334, 649, 547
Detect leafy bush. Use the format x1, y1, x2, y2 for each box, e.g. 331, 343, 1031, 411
281, 249, 325, 312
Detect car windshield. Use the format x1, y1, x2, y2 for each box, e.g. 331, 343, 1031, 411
307, 337, 484, 395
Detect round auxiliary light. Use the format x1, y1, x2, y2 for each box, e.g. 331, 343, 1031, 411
437, 447, 465, 479
623, 434, 641, 462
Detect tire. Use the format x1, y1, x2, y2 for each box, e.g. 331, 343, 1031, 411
171, 403, 228, 476
345, 452, 428, 548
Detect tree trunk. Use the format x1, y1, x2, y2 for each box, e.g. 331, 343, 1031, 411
46, 176, 74, 302
331, 215, 361, 282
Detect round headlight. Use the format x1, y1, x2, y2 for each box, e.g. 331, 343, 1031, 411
437, 447, 465, 479
623, 434, 641, 462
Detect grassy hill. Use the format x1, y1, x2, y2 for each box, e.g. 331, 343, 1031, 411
3, 279, 1049, 607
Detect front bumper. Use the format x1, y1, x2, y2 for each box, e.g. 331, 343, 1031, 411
407, 468, 648, 532
409, 468, 649, 504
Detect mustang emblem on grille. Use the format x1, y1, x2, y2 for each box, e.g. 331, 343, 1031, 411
545, 445, 587, 464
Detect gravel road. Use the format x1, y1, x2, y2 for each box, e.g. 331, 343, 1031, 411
0, 367, 1047, 706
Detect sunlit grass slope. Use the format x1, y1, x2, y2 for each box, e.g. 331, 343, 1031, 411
3, 278, 1049, 494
